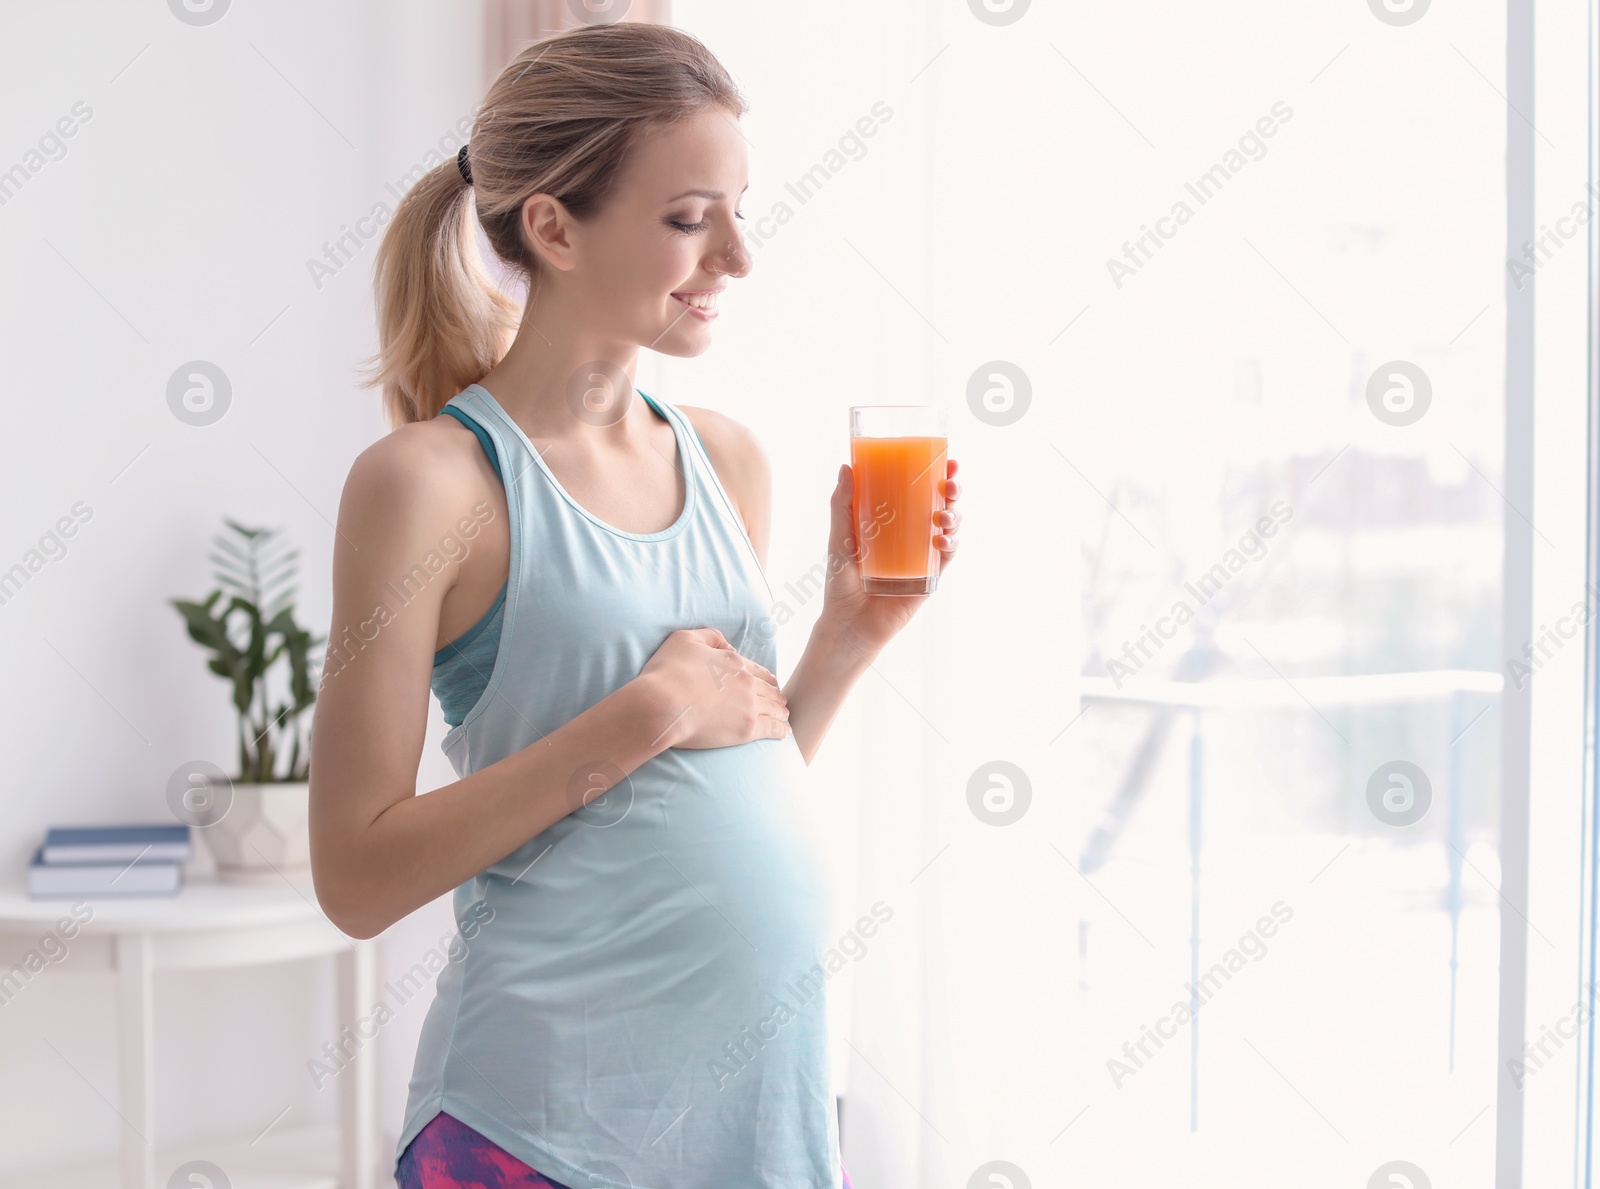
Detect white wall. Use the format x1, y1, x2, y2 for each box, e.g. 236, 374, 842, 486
0, 1, 483, 1179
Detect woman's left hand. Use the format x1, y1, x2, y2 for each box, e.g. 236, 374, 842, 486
817, 458, 962, 658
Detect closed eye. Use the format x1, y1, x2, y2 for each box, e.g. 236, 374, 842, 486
670, 212, 746, 235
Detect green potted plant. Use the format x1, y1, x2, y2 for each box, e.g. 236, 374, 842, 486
170, 518, 324, 884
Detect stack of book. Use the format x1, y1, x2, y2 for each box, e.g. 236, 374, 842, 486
27, 824, 192, 898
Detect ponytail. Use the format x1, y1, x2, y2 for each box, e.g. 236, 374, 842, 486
361, 22, 746, 429
365, 156, 520, 429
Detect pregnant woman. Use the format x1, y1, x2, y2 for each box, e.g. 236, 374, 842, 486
308, 21, 960, 1189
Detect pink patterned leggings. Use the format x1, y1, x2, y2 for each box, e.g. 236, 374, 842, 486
397, 1110, 855, 1188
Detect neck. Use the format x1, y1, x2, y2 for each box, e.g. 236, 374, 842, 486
476, 276, 647, 442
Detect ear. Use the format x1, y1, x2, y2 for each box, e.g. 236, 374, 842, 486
520, 193, 579, 273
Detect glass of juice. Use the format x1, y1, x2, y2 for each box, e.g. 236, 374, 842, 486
848, 405, 949, 595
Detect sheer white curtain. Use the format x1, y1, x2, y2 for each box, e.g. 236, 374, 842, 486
665, 2, 1077, 1183
823, 10, 1079, 1183
481, 0, 673, 82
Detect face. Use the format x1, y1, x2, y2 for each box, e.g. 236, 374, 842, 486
526, 107, 752, 358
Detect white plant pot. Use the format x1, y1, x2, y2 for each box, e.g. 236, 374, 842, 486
199, 781, 312, 885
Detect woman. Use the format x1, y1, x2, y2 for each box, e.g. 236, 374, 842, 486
309, 21, 961, 1189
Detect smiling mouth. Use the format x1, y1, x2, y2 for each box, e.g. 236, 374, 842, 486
670, 290, 720, 320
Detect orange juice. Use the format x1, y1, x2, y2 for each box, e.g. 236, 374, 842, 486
849, 433, 947, 594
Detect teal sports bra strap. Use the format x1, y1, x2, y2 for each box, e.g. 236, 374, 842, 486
439, 404, 502, 481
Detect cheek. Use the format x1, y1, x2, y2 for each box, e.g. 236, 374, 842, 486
616, 249, 690, 302
656, 244, 702, 292
590, 223, 700, 308
637, 232, 701, 285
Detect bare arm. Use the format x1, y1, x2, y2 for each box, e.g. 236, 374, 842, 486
782, 620, 876, 766
308, 430, 680, 940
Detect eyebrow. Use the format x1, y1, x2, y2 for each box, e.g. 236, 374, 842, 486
665, 183, 750, 203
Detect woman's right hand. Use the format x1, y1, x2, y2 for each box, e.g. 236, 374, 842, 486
636, 628, 791, 749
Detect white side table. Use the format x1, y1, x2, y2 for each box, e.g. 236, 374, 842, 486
0, 874, 379, 1189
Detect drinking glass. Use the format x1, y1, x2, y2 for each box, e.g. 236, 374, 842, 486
848, 405, 949, 595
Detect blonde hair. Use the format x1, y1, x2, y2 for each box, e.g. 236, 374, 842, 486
365, 22, 747, 429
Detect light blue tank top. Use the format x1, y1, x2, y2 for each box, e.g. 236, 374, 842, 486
396, 383, 841, 1189
428, 392, 707, 728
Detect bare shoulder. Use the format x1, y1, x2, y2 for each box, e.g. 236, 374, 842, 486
335, 415, 500, 580
344, 416, 492, 510
677, 404, 773, 563
678, 405, 772, 503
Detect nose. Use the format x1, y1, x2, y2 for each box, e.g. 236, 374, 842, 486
709, 228, 752, 279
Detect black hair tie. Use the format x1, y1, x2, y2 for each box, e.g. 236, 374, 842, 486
456, 143, 473, 186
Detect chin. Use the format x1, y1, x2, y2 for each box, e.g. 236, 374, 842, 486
652, 332, 714, 360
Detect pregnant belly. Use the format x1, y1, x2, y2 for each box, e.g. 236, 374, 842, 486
434, 734, 836, 1149
476, 733, 834, 1002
